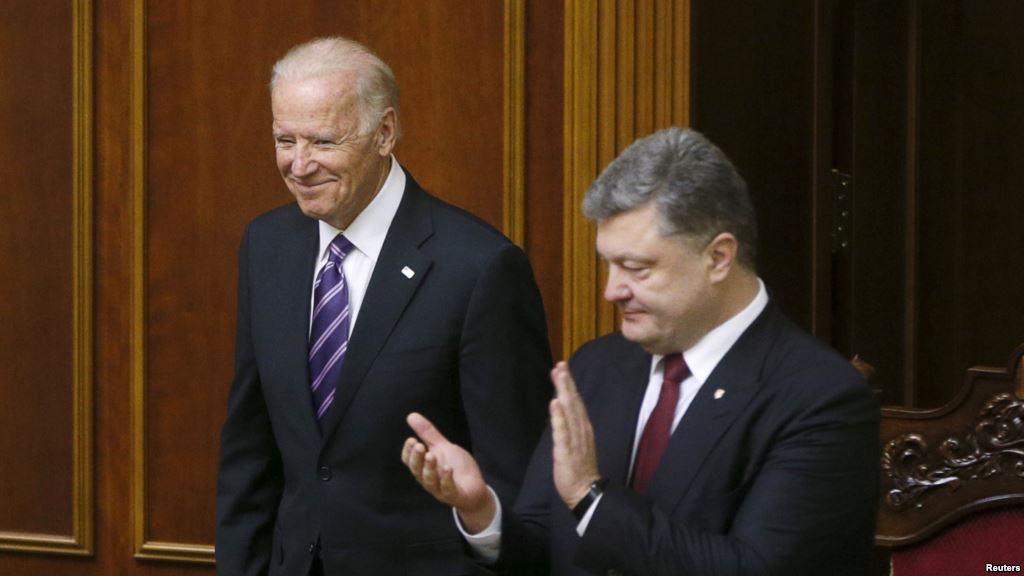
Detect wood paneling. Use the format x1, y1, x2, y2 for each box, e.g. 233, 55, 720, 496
690, 0, 817, 330
0, 0, 93, 556
562, 0, 690, 355
836, 0, 912, 405
525, 0, 565, 359
819, 0, 1024, 408
504, 0, 527, 245
913, 0, 1024, 407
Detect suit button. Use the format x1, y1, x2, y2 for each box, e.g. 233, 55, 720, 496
308, 542, 316, 554
318, 465, 332, 481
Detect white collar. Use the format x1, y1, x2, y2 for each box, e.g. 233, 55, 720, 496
652, 279, 769, 383
316, 155, 406, 263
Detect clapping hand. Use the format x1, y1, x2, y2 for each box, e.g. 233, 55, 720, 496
403, 361, 601, 528
402, 413, 496, 533
549, 361, 602, 509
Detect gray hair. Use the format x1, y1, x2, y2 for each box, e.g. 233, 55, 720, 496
271, 36, 401, 139
583, 127, 757, 268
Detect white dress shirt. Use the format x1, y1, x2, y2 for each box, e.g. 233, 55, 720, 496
460, 280, 770, 562
309, 156, 405, 335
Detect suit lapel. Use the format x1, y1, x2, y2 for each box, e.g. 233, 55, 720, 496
319, 175, 434, 439
592, 339, 651, 486
644, 305, 783, 511
265, 210, 322, 438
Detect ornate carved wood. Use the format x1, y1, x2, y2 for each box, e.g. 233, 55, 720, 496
876, 343, 1024, 546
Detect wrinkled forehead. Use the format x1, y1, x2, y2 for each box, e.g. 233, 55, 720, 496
271, 74, 361, 130
272, 72, 358, 111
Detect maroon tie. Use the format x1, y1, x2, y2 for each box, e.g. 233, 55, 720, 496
631, 353, 690, 493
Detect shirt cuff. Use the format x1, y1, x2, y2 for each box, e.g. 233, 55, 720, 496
575, 493, 603, 536
453, 486, 502, 564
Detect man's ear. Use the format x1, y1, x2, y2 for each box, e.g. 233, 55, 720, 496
376, 107, 398, 156
705, 232, 738, 284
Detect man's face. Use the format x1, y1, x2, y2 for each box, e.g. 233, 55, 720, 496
596, 203, 717, 354
271, 72, 394, 229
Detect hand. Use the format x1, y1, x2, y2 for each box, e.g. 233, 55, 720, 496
549, 361, 602, 509
402, 412, 496, 533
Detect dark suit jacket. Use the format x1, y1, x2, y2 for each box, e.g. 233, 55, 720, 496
500, 302, 879, 576
216, 172, 552, 576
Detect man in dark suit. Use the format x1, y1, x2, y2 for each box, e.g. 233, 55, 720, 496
403, 128, 880, 575
215, 37, 552, 576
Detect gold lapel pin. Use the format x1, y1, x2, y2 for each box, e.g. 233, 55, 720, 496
714, 388, 726, 400
401, 266, 415, 279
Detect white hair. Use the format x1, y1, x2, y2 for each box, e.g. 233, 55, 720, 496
271, 36, 401, 138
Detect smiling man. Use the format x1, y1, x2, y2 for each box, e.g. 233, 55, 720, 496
403, 128, 880, 575
216, 37, 552, 576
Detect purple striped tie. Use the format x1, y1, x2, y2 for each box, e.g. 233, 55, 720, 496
309, 234, 354, 427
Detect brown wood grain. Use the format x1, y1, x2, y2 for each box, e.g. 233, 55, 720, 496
0, 0, 75, 538
914, 0, 1024, 408
525, 0, 564, 360
690, 0, 817, 330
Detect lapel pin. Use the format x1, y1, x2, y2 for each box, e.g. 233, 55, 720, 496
714, 388, 726, 400
401, 266, 415, 279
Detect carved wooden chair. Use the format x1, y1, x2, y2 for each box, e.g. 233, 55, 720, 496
875, 343, 1024, 574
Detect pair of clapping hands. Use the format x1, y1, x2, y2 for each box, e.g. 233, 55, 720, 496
401, 362, 601, 533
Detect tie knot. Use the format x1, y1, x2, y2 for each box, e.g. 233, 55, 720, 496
328, 234, 354, 263
662, 353, 689, 384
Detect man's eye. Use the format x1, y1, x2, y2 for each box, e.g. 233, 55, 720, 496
275, 138, 294, 147
626, 265, 651, 277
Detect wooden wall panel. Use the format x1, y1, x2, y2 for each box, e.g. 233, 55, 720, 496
914, 0, 1024, 407
134, 0, 512, 564
838, 0, 911, 405
378, 2, 507, 226
0, 0, 92, 556
690, 0, 817, 330
562, 0, 690, 355
524, 0, 565, 359
137, 0, 277, 559
0, 0, 74, 539
815, 0, 1024, 408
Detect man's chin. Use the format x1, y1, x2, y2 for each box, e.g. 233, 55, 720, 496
621, 324, 652, 345
295, 198, 329, 220
621, 326, 676, 355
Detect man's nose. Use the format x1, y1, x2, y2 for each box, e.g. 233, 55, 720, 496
290, 145, 318, 176
603, 269, 630, 302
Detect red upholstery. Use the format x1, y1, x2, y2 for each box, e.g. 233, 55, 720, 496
890, 507, 1024, 575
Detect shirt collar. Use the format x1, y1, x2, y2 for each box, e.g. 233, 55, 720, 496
316, 155, 406, 263
652, 278, 769, 383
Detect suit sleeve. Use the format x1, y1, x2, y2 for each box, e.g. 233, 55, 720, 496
574, 371, 880, 576
458, 242, 553, 507
495, 427, 556, 576
215, 224, 285, 576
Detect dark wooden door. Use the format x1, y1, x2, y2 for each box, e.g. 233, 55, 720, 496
692, 0, 1024, 409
